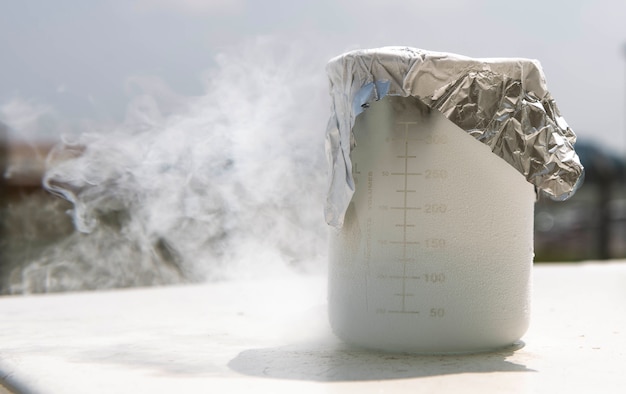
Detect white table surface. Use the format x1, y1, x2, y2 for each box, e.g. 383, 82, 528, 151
1, 263, 626, 393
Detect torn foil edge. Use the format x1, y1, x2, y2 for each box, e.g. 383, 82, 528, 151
324, 47, 584, 228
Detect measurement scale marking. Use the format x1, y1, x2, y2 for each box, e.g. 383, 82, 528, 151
389, 275, 421, 279
391, 206, 421, 210
388, 310, 420, 314
401, 122, 411, 312
391, 172, 422, 176
389, 241, 420, 245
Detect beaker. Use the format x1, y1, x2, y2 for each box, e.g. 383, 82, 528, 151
328, 95, 535, 353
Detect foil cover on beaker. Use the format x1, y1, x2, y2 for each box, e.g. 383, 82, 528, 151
325, 47, 584, 228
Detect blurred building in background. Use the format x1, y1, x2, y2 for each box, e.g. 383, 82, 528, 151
1, 130, 625, 293
0, 124, 74, 292
534, 140, 626, 261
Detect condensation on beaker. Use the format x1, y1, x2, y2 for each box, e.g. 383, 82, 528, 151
328, 95, 535, 353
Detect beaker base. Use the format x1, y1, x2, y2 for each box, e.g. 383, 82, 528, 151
333, 334, 526, 355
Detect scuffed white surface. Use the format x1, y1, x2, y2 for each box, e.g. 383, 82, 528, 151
1, 264, 626, 393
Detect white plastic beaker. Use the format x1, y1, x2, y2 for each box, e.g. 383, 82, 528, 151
328, 95, 535, 353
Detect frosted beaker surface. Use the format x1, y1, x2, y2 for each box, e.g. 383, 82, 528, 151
328, 96, 535, 353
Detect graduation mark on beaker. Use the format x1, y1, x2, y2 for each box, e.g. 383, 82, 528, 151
394, 121, 420, 313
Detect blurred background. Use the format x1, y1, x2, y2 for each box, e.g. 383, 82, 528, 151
1, 0, 625, 294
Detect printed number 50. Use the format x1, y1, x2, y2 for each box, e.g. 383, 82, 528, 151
430, 308, 445, 318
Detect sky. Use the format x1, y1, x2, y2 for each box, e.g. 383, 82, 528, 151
1, 0, 626, 154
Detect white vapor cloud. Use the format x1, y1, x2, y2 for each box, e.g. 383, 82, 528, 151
9, 36, 330, 293
0, 99, 56, 142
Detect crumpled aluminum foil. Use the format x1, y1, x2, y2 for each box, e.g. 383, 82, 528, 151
325, 47, 584, 228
